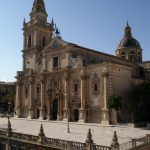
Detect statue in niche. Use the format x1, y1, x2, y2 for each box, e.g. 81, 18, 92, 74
36, 52, 43, 66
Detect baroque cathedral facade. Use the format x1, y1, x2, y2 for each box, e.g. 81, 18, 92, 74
15, 0, 150, 124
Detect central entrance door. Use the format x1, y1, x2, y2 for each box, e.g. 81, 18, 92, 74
74, 109, 79, 122
0, 143, 6, 150
52, 99, 58, 120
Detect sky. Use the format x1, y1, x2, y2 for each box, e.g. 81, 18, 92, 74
0, 0, 150, 82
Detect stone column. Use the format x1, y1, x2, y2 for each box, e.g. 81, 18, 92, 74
63, 74, 69, 121
101, 72, 110, 124
47, 90, 52, 120
57, 97, 60, 121
28, 77, 34, 119
79, 68, 86, 123
39, 76, 45, 120
15, 79, 21, 118
59, 94, 63, 121
146, 134, 150, 142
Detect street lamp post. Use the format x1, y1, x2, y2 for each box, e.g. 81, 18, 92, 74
6, 101, 12, 150
67, 120, 70, 133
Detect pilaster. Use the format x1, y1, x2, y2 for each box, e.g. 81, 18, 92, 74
101, 72, 110, 125
15, 79, 22, 118
28, 77, 34, 119
63, 70, 70, 121
78, 68, 87, 123
39, 75, 45, 120
47, 90, 52, 120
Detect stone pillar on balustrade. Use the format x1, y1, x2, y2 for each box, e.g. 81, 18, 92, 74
78, 68, 87, 123
28, 77, 34, 119
39, 75, 46, 120
84, 129, 95, 150
63, 69, 70, 121
101, 72, 110, 125
15, 79, 22, 118
111, 131, 120, 150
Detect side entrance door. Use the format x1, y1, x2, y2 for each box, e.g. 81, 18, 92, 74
52, 99, 58, 120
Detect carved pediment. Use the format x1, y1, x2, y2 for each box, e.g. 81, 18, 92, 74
44, 37, 69, 51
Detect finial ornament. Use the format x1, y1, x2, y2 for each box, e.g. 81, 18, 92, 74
38, 124, 46, 144
126, 20, 129, 27
111, 131, 119, 147
38, 124, 45, 137
85, 129, 94, 144
51, 18, 54, 26
8, 119, 12, 132
23, 18, 26, 26
124, 21, 132, 37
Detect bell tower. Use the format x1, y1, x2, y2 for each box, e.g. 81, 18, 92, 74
30, 0, 47, 24
22, 0, 54, 70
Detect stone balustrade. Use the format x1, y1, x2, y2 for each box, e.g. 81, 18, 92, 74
120, 134, 150, 150
0, 127, 111, 150
0, 124, 150, 150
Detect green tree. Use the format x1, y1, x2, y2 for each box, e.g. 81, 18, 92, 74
130, 82, 150, 122
108, 94, 122, 110
5, 91, 16, 113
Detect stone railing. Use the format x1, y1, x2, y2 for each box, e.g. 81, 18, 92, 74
25, 22, 52, 28
119, 134, 150, 150
11, 132, 38, 142
0, 122, 149, 150
0, 129, 7, 136
0, 127, 111, 150
119, 141, 133, 150
93, 145, 111, 150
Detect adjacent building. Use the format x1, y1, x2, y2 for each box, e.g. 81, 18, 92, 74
15, 0, 150, 124
0, 82, 16, 114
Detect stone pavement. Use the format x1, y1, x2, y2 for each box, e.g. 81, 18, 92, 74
0, 117, 149, 146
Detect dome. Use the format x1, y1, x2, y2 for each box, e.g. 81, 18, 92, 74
118, 37, 141, 49
117, 22, 141, 49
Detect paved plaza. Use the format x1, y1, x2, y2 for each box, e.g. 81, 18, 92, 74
0, 118, 149, 146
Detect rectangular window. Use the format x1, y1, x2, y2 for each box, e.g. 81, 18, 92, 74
53, 56, 59, 68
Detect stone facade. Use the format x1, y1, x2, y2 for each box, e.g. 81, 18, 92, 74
15, 0, 150, 124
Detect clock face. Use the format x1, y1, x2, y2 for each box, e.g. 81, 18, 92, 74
52, 41, 58, 48
25, 59, 30, 68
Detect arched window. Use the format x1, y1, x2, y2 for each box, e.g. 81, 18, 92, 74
36, 82, 41, 96
43, 36, 46, 47
130, 51, 135, 62
37, 86, 40, 94
74, 83, 78, 92
138, 52, 141, 62
28, 35, 31, 48
121, 52, 126, 59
